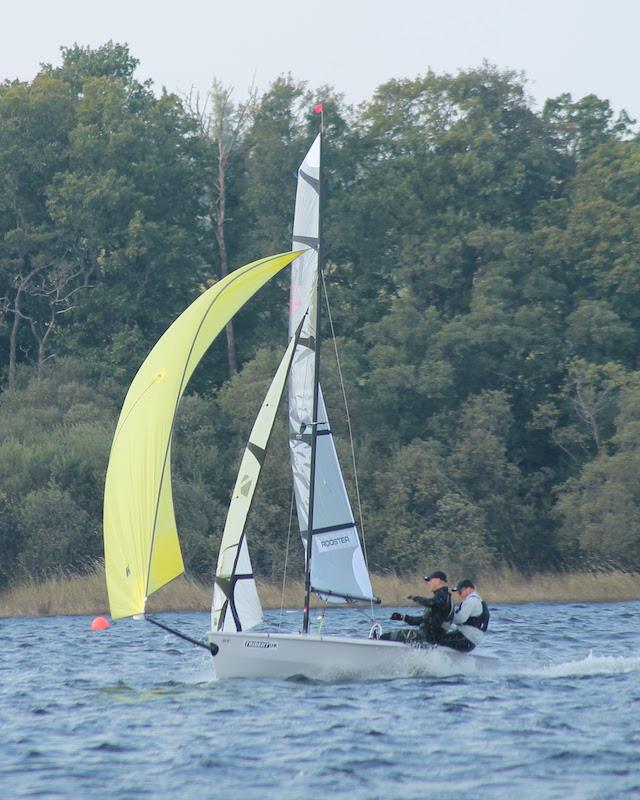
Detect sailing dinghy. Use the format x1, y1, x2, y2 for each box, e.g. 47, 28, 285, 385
102, 137, 496, 680
206, 133, 496, 679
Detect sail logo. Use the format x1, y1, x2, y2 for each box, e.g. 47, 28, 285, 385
315, 532, 354, 552
244, 640, 278, 649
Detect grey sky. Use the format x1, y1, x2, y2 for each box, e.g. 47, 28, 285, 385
3, 0, 638, 120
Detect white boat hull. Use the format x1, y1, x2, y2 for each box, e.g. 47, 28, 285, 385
207, 630, 498, 680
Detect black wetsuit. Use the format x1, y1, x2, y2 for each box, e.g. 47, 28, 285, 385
381, 586, 452, 644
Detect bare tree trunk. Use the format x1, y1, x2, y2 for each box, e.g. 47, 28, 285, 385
29, 308, 54, 379
215, 142, 238, 376
8, 305, 20, 390
6, 269, 33, 389
187, 80, 255, 379
575, 382, 603, 454
4, 259, 87, 385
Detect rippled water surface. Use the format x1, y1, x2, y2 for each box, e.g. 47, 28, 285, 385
3, 601, 640, 799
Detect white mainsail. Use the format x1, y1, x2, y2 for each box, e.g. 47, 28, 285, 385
212, 319, 305, 632
289, 134, 375, 603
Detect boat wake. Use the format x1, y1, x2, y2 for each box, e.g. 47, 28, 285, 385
526, 650, 640, 679
363, 647, 498, 680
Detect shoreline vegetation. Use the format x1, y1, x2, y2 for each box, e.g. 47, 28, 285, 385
3, 51, 640, 598
1, 567, 639, 619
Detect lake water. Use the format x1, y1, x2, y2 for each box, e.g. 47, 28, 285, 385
2, 601, 640, 799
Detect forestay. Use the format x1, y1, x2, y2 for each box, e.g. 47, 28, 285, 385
288, 134, 375, 603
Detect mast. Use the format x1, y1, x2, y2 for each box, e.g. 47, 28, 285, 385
289, 112, 376, 632
302, 120, 323, 634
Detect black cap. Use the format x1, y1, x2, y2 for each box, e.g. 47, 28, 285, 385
424, 570, 447, 583
452, 579, 475, 592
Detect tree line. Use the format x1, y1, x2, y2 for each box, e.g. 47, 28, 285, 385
1, 42, 639, 588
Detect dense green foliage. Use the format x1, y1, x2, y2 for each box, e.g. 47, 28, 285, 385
1, 44, 639, 586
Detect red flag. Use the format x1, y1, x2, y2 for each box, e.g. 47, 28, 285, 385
313, 103, 324, 114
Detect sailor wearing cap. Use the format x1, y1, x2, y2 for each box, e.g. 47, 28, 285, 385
437, 579, 490, 652
379, 569, 453, 644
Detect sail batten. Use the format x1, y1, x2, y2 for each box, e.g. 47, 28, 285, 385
103, 251, 301, 621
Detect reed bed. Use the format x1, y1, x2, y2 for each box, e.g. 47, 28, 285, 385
1, 566, 639, 619
372, 569, 640, 605
480, 567, 640, 604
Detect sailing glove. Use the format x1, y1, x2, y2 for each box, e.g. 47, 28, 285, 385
390, 612, 404, 621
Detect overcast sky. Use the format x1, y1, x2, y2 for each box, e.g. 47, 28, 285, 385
3, 1, 638, 120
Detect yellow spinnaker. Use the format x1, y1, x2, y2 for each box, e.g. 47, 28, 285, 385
103, 251, 301, 619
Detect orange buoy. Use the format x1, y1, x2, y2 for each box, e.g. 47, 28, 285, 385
90, 616, 110, 631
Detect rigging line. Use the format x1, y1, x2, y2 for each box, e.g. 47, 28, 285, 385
316, 604, 326, 635
321, 272, 376, 622
354, 604, 379, 627
278, 486, 296, 632
320, 273, 369, 565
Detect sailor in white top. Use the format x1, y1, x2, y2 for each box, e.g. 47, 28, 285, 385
438, 579, 490, 652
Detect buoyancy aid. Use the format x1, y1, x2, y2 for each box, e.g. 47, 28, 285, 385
452, 592, 489, 645
480, 601, 490, 631
463, 600, 490, 631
